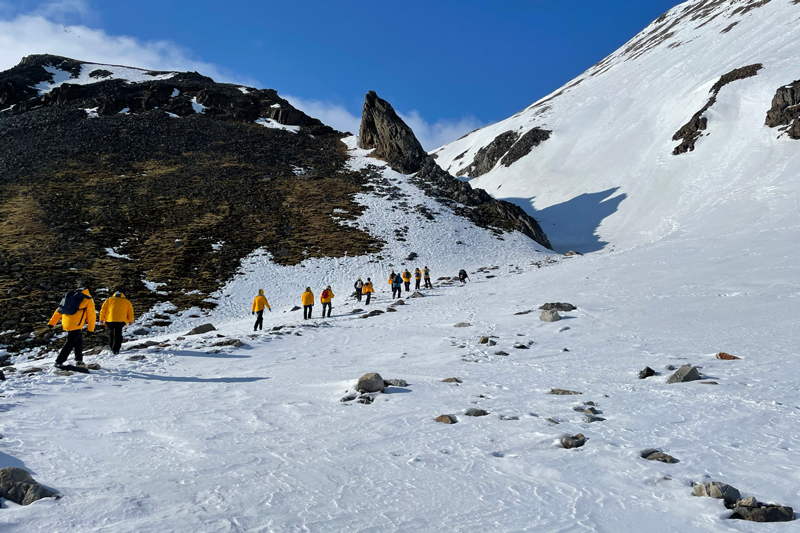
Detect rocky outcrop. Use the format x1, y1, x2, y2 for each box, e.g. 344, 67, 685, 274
500, 127, 552, 167
456, 131, 519, 177
672, 64, 763, 155
667, 365, 702, 383
356, 372, 385, 393
0, 467, 59, 505
692, 481, 740, 505
359, 90, 428, 174
765, 80, 800, 139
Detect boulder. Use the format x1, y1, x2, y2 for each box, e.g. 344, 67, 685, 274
549, 389, 582, 395
356, 372, 385, 393
640, 449, 678, 463
127, 355, 146, 361
384, 379, 408, 387
464, 408, 489, 417
358, 90, 428, 174
410, 291, 424, 298
638, 366, 656, 379
478, 336, 489, 344
87, 363, 101, 370
393, 300, 405, 306
717, 352, 741, 360
584, 415, 606, 423
441, 377, 462, 383
692, 481, 741, 506
132, 328, 149, 336
386, 307, 397, 312
540, 310, 561, 322
0, 467, 59, 505
435, 414, 457, 424
539, 303, 576, 312
732, 499, 794, 522
187, 323, 216, 335
561, 434, 586, 449
667, 365, 702, 384
454, 322, 471, 327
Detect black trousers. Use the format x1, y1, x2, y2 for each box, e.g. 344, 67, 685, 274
424, 277, 432, 288
107, 322, 125, 354
57, 330, 83, 364
415, 279, 421, 289
365, 293, 371, 305
404, 281, 410, 291
322, 302, 332, 317
392, 287, 401, 298
304, 305, 313, 319
355, 291, 362, 302
253, 310, 264, 331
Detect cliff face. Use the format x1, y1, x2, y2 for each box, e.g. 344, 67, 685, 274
358, 90, 428, 174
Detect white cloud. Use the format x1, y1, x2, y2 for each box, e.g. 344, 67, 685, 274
33, 0, 92, 22
285, 95, 484, 151
0, 13, 257, 86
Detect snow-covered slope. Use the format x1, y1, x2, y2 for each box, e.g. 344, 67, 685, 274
434, 0, 800, 253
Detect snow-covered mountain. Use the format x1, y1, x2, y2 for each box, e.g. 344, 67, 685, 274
433, 0, 800, 253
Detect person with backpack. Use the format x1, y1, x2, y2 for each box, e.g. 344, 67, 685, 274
354, 278, 364, 302
459, 269, 470, 283
48, 288, 96, 369
302, 287, 314, 319
414, 268, 422, 290
388, 271, 396, 291
423, 266, 432, 288
402, 269, 412, 291
251, 289, 271, 331
362, 278, 374, 305
320, 286, 334, 318
391, 272, 403, 298
99, 291, 134, 355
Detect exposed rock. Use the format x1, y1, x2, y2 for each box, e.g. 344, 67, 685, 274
765, 79, 800, 140
514, 310, 532, 315
384, 379, 408, 387
392, 300, 405, 306
22, 367, 43, 375
464, 408, 489, 417
478, 336, 490, 344
499, 415, 519, 421
213, 338, 245, 348
640, 449, 678, 464
561, 433, 586, 449
441, 377, 462, 383
132, 328, 149, 336
356, 372, 385, 393
539, 302, 576, 312
716, 352, 741, 360
549, 389, 582, 395
0, 467, 59, 505
187, 323, 216, 335
0, 370, 4, 381
564, 250, 582, 257
732, 499, 794, 522
409, 291, 424, 298
638, 366, 656, 379
500, 127, 552, 167
667, 365, 702, 384
127, 355, 146, 361
435, 414, 457, 424
513, 344, 529, 350
540, 309, 562, 322
290, 306, 301, 312
545, 418, 560, 424
692, 481, 741, 506
358, 90, 428, 174
495, 351, 509, 356
457, 130, 519, 177
356, 396, 374, 405
340, 392, 357, 402
584, 415, 606, 423
487, 340, 497, 346
386, 307, 397, 312
454, 322, 471, 328
86, 363, 101, 370
665, 364, 677, 371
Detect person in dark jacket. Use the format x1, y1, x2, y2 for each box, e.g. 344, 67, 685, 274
391, 272, 403, 298
459, 269, 470, 283
354, 278, 364, 302
423, 266, 432, 288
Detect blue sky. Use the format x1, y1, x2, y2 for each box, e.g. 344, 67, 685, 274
1, 0, 681, 147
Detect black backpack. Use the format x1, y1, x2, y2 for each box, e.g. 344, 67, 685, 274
58, 290, 88, 315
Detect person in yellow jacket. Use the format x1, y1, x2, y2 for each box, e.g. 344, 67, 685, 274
362, 278, 374, 305
302, 287, 314, 319
402, 269, 412, 291
99, 291, 134, 355
414, 268, 422, 290
320, 285, 334, 318
423, 266, 432, 289
251, 289, 271, 331
48, 287, 96, 368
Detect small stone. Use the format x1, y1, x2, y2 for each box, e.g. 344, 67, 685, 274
667, 365, 702, 384
641, 449, 678, 463
385, 379, 408, 387
513, 344, 529, 350
495, 351, 509, 356
540, 309, 561, 322
732, 503, 794, 523
187, 323, 216, 335
638, 366, 656, 379
717, 352, 741, 360
514, 310, 532, 315
356, 396, 374, 405
692, 481, 741, 505
700, 381, 719, 385
442, 377, 462, 383
584, 407, 600, 414
545, 418, 560, 424
539, 303, 577, 312
499, 415, 519, 420
561, 433, 586, 449
127, 355, 146, 361
435, 414, 457, 424
454, 322, 471, 327
410, 291, 424, 298
478, 336, 489, 344
583, 401, 596, 406
86, 363, 101, 370
340, 393, 357, 402
665, 365, 676, 371
386, 307, 397, 312
132, 328, 149, 336
562, 348, 569, 352
356, 372, 385, 393
564, 250, 582, 257
584, 415, 606, 423
464, 408, 489, 417
487, 340, 497, 346
393, 300, 405, 306
22, 367, 43, 375
549, 389, 582, 395
737, 496, 758, 508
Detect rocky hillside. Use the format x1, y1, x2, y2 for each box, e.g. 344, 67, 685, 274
0, 55, 550, 353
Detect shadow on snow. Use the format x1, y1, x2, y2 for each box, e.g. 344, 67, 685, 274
120, 370, 268, 384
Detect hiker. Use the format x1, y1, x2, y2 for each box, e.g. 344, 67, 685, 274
391, 271, 403, 298
302, 287, 314, 319
321, 286, 334, 318
362, 278, 374, 305
459, 269, 470, 283
99, 290, 134, 355
47, 288, 96, 369
354, 278, 364, 302
388, 271, 396, 291
423, 266, 432, 288
414, 268, 422, 290
251, 289, 271, 331
402, 269, 412, 291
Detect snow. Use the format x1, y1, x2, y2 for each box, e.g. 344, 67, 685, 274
270, 103, 281, 108
104, 247, 131, 260
83, 107, 99, 118
118, 107, 130, 114
141, 278, 168, 294
171, 88, 180, 98
255, 117, 299, 133
238, 86, 251, 94
190, 97, 206, 114
34, 63, 177, 94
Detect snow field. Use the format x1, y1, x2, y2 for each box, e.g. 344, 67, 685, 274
35, 62, 177, 94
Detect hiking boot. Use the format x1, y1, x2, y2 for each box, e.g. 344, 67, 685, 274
54, 362, 65, 369
75, 361, 87, 368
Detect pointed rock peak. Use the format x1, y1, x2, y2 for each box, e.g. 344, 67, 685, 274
359, 90, 428, 174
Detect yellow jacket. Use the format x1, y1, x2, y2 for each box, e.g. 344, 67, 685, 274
48, 288, 96, 332
99, 292, 134, 323
320, 288, 334, 304
423, 268, 430, 278
302, 290, 314, 306
402, 271, 411, 282
362, 282, 374, 294
414, 270, 421, 279
388, 275, 395, 285
252, 289, 270, 312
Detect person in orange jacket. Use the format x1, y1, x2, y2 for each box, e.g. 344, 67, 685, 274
320, 285, 334, 318
48, 288, 96, 368
423, 266, 432, 288
99, 290, 134, 355
402, 269, 412, 291
302, 287, 314, 319
414, 268, 422, 290
362, 278, 374, 305
251, 289, 271, 331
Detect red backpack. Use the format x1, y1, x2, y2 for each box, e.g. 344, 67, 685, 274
321, 289, 329, 299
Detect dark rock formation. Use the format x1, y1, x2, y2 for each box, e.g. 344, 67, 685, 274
500, 128, 552, 167
356, 372, 385, 393
765, 80, 800, 139
457, 130, 519, 177
539, 302, 576, 312
358, 90, 427, 174
561, 433, 586, 449
638, 366, 656, 379
692, 481, 741, 506
672, 64, 763, 154
667, 365, 702, 383
435, 414, 457, 424
0, 467, 59, 505
187, 324, 216, 335
732, 498, 794, 522
640, 448, 678, 463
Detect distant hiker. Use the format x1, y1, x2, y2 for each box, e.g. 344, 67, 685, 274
321, 286, 334, 318
391, 272, 403, 298
354, 277, 364, 302
402, 269, 412, 291
459, 269, 470, 283
423, 266, 432, 288
99, 291, 134, 355
363, 278, 374, 305
302, 287, 314, 319
48, 288, 96, 369
388, 271, 396, 290
414, 268, 422, 290
251, 289, 271, 331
